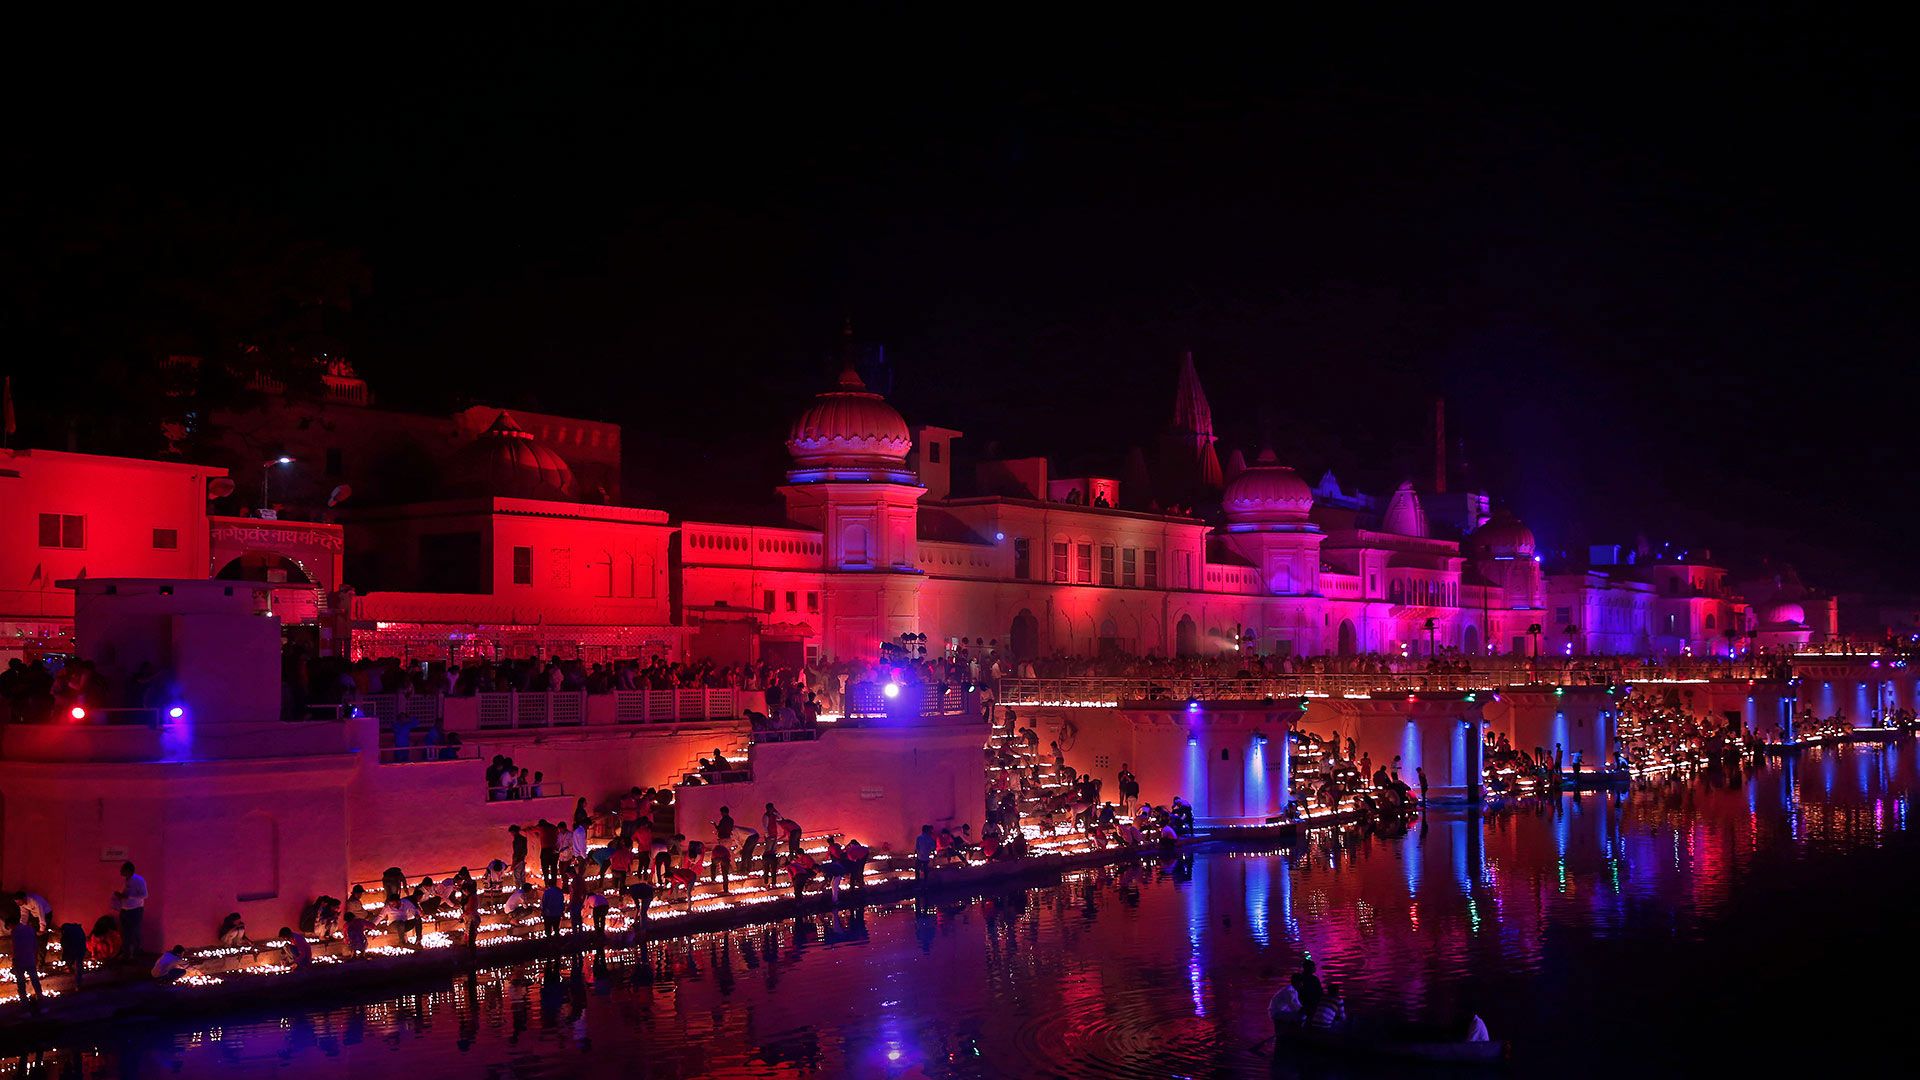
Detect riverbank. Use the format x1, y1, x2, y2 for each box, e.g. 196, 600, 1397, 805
0, 820, 1348, 1048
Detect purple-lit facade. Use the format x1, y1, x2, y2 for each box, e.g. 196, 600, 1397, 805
3, 353, 1838, 665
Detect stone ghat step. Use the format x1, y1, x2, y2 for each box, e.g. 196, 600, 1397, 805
348, 833, 857, 899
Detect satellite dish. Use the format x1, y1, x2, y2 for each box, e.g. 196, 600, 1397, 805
208, 477, 236, 499
328, 484, 353, 507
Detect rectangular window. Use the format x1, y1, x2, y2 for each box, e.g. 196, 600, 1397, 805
1122, 547, 1137, 587
1143, 549, 1159, 589
1554, 606, 1572, 625
152, 528, 179, 550
1075, 543, 1093, 584
1051, 542, 1069, 583
37, 513, 84, 549
512, 546, 533, 585
928, 442, 941, 464
785, 591, 798, 612
764, 590, 776, 614
1013, 537, 1031, 579
1099, 544, 1116, 586
806, 591, 819, 613
1177, 550, 1193, 587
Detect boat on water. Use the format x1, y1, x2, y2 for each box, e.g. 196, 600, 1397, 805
1272, 1023, 1511, 1065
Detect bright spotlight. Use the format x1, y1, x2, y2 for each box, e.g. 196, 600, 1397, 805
883, 682, 900, 699
70, 706, 87, 720
168, 706, 185, 719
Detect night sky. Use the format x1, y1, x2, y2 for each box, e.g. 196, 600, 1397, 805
4, 12, 1913, 591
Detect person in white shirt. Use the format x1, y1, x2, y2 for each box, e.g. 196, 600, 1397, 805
152, 945, 190, 981
114, 862, 148, 959
1269, 983, 1303, 1032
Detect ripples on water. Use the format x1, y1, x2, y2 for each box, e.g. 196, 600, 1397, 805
20, 743, 1920, 1078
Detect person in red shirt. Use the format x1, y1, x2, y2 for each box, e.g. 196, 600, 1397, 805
608, 840, 634, 897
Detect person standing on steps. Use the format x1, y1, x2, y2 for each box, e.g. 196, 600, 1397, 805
113, 861, 148, 962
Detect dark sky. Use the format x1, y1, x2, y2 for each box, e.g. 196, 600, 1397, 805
4, 11, 1914, 590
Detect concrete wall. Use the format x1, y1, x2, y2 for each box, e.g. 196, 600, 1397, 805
671, 721, 988, 855
0, 756, 353, 951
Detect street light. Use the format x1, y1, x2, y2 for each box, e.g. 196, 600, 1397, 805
261, 456, 295, 512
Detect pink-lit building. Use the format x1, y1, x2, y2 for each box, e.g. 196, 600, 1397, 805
5, 352, 1839, 666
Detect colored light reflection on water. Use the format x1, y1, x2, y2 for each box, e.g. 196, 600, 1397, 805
26, 742, 1920, 1077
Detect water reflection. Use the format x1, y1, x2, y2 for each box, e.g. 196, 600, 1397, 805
19, 742, 1920, 1078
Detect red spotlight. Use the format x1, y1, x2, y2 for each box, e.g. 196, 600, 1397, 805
69, 706, 87, 720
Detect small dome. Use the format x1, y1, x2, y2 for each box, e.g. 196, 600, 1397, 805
452, 411, 576, 500
1762, 600, 1806, 627
1468, 509, 1535, 558
1222, 448, 1314, 524
787, 365, 913, 470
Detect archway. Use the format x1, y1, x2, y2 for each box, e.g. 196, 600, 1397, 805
1462, 623, 1480, 658
1098, 617, 1121, 657
216, 553, 314, 585
1010, 610, 1040, 662
1176, 615, 1198, 657
1336, 619, 1358, 657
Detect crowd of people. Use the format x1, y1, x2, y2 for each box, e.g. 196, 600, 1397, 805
5, 861, 150, 1010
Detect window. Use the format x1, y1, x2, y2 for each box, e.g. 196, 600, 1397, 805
806, 591, 819, 613
785, 591, 798, 612
1051, 542, 1069, 583
1143, 549, 1159, 589
928, 442, 941, 464
152, 528, 178, 550
38, 513, 84, 549
1075, 542, 1093, 584
1705, 613, 1716, 630
1099, 544, 1116, 585
1013, 537, 1031, 579
1555, 606, 1572, 625
325, 447, 344, 477
764, 590, 776, 613
1122, 547, 1137, 586
512, 546, 533, 585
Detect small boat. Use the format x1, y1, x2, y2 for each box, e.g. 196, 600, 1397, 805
1272, 1022, 1512, 1065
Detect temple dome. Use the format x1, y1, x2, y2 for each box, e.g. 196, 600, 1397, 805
1222, 449, 1314, 524
786, 365, 913, 470
1468, 509, 1535, 558
1761, 600, 1806, 627
452, 411, 576, 500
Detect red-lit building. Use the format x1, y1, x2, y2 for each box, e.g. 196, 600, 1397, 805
4, 349, 1843, 667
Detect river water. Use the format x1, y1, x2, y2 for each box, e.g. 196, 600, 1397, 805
25, 743, 1918, 1078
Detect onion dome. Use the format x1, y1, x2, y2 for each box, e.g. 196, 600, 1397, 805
1467, 508, 1536, 559
452, 411, 576, 500
1222, 449, 1314, 524
786, 365, 914, 477
1761, 600, 1806, 627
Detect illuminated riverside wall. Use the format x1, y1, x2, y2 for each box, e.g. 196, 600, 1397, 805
671, 722, 989, 852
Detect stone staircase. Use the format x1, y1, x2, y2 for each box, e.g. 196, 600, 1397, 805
985, 722, 1100, 856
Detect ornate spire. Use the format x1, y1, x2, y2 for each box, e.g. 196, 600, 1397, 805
1171, 350, 1214, 438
